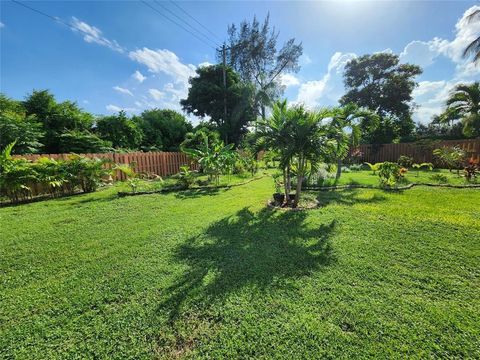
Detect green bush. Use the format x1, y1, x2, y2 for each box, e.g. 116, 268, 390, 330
398, 155, 414, 168
378, 162, 406, 187
0, 143, 111, 203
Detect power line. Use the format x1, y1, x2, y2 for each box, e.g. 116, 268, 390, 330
168, 0, 224, 44
140, 0, 218, 50
10, 0, 104, 42
152, 0, 220, 49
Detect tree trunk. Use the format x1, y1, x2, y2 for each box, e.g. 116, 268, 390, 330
285, 163, 292, 207
335, 158, 342, 183
293, 156, 305, 208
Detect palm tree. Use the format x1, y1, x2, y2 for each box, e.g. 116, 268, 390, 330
463, 9, 480, 64
446, 82, 480, 137
329, 104, 378, 182
258, 100, 335, 207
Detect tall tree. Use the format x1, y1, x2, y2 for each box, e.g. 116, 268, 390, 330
226, 14, 303, 119
181, 64, 255, 145
463, 8, 480, 64
340, 53, 422, 142
0, 94, 44, 154
23, 90, 94, 152
135, 109, 192, 151
96, 111, 143, 149
444, 82, 480, 137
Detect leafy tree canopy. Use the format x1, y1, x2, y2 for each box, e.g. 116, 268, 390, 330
442, 82, 480, 137
96, 111, 143, 150
135, 109, 192, 151
226, 14, 303, 119
181, 64, 255, 145
340, 53, 422, 142
0, 94, 44, 154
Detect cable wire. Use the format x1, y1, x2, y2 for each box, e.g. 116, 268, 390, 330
141, 0, 218, 50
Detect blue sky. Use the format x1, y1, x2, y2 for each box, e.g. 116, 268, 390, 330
1, 1, 479, 125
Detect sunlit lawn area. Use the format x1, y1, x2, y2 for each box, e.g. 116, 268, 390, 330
1, 177, 479, 358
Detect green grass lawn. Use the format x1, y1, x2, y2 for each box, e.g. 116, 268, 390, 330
325, 168, 477, 187
1, 176, 479, 358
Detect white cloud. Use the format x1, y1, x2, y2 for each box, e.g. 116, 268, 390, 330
400, 40, 442, 67
402, 6, 480, 123
295, 52, 356, 108
129, 48, 196, 84
0, 22, 4, 28
113, 86, 133, 96
300, 54, 312, 66
198, 61, 213, 68
148, 88, 165, 101
412, 80, 446, 97
132, 70, 146, 83
71, 17, 125, 53
280, 73, 300, 87
106, 104, 137, 113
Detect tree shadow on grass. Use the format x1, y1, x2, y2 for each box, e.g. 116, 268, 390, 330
174, 187, 228, 199
315, 188, 387, 208
158, 207, 336, 322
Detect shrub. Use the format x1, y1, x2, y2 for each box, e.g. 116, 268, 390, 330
464, 157, 478, 182
341, 166, 351, 173
378, 162, 405, 187
398, 155, 414, 168
433, 146, 466, 173
176, 165, 195, 189
412, 162, 433, 177
364, 162, 382, 175
0, 143, 112, 203
429, 174, 449, 184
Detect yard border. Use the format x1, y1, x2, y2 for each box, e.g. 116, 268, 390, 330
304, 183, 480, 192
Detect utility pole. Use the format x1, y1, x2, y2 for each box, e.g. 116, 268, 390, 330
222, 43, 228, 144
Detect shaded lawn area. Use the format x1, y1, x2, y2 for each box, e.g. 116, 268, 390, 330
1, 177, 479, 358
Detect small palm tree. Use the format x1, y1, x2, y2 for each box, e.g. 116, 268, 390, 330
463, 9, 480, 64
329, 104, 378, 182
258, 100, 335, 207
446, 82, 480, 137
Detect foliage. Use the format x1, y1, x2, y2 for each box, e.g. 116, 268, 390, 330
349, 163, 365, 171
0, 143, 111, 203
225, 14, 303, 120
463, 9, 480, 64
114, 163, 141, 193
182, 134, 237, 185
134, 109, 193, 151
433, 146, 466, 173
23, 90, 95, 153
272, 172, 283, 193
412, 162, 433, 177
58, 129, 112, 153
364, 162, 382, 174
464, 157, 479, 182
0, 94, 44, 154
176, 165, 196, 189
441, 82, 480, 137
429, 173, 449, 184
340, 53, 422, 142
257, 100, 335, 207
397, 155, 414, 168
96, 111, 143, 149
378, 161, 406, 187
181, 65, 255, 145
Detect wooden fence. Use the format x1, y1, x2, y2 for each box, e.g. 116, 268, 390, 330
14, 152, 198, 181
354, 139, 480, 164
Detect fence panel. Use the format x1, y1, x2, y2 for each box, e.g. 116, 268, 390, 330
13, 151, 196, 181
354, 139, 480, 164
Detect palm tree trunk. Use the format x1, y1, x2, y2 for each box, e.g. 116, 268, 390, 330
285, 163, 292, 206
293, 155, 305, 208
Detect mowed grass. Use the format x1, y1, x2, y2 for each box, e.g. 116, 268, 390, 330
332, 168, 477, 187
1, 177, 479, 358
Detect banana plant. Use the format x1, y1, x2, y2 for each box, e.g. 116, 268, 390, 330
412, 163, 434, 177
